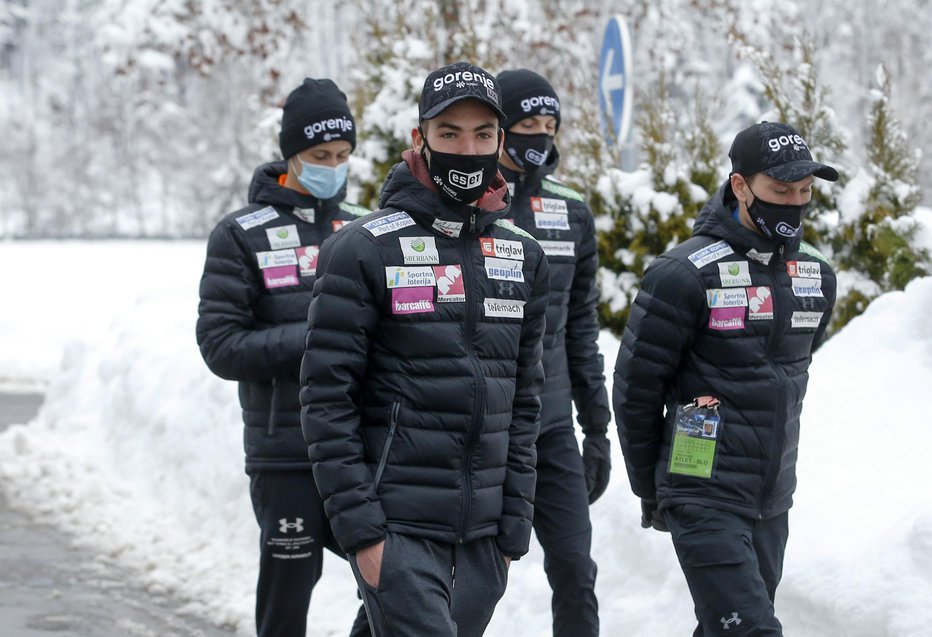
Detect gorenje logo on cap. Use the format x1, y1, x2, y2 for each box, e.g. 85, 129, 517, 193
304, 116, 354, 141
520, 95, 560, 114
767, 134, 808, 153
449, 169, 483, 189
433, 69, 495, 92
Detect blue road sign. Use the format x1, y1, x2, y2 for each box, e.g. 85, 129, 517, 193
598, 16, 633, 148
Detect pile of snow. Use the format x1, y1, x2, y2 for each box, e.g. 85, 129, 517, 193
2, 241, 932, 635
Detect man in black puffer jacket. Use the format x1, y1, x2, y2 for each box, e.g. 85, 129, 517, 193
494, 68, 609, 637
614, 122, 838, 636
196, 78, 368, 637
301, 62, 549, 637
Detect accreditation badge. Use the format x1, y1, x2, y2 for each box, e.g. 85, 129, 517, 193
668, 396, 723, 479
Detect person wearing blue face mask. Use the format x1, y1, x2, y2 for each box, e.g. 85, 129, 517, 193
196, 77, 370, 637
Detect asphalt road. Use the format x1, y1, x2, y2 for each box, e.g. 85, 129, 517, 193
0, 392, 235, 637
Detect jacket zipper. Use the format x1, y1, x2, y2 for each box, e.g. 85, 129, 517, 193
759, 243, 788, 517
266, 377, 278, 436
457, 236, 486, 543
373, 400, 401, 489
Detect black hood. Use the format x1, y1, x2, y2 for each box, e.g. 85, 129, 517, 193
247, 161, 347, 209
693, 180, 801, 255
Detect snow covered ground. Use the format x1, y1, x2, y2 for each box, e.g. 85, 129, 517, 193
2, 239, 932, 636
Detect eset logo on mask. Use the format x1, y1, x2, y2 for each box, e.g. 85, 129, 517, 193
448, 169, 483, 189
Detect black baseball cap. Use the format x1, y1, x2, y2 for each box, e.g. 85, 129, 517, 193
418, 61, 506, 122
729, 121, 838, 183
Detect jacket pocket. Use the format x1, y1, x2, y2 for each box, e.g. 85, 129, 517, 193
373, 399, 401, 488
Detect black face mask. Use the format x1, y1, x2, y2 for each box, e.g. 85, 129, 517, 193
421, 130, 501, 205
504, 132, 554, 173
746, 184, 807, 242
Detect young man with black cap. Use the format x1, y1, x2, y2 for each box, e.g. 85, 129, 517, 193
613, 121, 838, 635
494, 67, 608, 637
300, 61, 550, 637
196, 77, 369, 637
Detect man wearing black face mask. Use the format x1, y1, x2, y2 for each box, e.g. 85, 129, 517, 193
495, 68, 608, 637
613, 122, 838, 635
301, 61, 550, 637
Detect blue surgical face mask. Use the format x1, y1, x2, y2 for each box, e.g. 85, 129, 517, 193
294, 158, 348, 200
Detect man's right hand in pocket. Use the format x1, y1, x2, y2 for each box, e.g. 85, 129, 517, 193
357, 540, 385, 588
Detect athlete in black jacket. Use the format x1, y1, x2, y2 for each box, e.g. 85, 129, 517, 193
495, 68, 609, 637
196, 78, 368, 637
614, 122, 838, 635
301, 62, 549, 637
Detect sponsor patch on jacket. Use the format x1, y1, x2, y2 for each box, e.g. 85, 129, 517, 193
332, 219, 350, 232
747, 286, 773, 320
296, 246, 320, 277
688, 241, 734, 268
708, 306, 745, 331
786, 260, 822, 279
292, 207, 315, 223
266, 224, 300, 250
385, 266, 436, 288
541, 178, 585, 202
746, 248, 773, 265
484, 298, 525, 319
256, 249, 298, 269
399, 236, 440, 265
530, 197, 569, 215
391, 287, 435, 315
363, 211, 415, 237
539, 240, 576, 258
480, 237, 524, 261
485, 257, 525, 282
791, 311, 823, 328
791, 278, 823, 298
706, 288, 749, 308
236, 206, 279, 230
718, 261, 752, 287
434, 265, 465, 302
263, 265, 299, 289
432, 219, 463, 238
534, 212, 570, 231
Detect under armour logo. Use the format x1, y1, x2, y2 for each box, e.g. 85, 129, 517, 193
544, 228, 562, 240
496, 281, 517, 297
279, 518, 304, 533
800, 297, 817, 310
721, 612, 742, 630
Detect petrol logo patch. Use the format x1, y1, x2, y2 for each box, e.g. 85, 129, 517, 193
706, 288, 749, 308
236, 206, 279, 230
391, 287, 435, 315
434, 265, 465, 302
718, 261, 752, 287
791, 311, 823, 328
688, 241, 734, 268
480, 237, 525, 261
747, 286, 773, 320
385, 266, 437, 288
263, 265, 299, 289
266, 224, 300, 250
296, 246, 320, 277
708, 307, 745, 331
399, 236, 440, 265
256, 249, 298, 269
363, 211, 415, 237
485, 257, 525, 282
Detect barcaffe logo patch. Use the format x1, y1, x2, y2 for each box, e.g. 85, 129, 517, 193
688, 241, 734, 268
296, 246, 320, 277
363, 211, 415, 237
236, 206, 279, 230
485, 257, 525, 282
747, 286, 773, 320
392, 287, 435, 315
434, 265, 465, 302
706, 288, 749, 309
786, 260, 822, 279
791, 278, 823, 298
539, 240, 575, 258
708, 307, 745, 331
385, 266, 437, 289
484, 298, 525, 319
256, 249, 298, 270
399, 236, 440, 265
480, 238, 524, 261
718, 261, 752, 287
530, 197, 569, 215
266, 224, 300, 250
263, 265, 299, 289
791, 311, 823, 329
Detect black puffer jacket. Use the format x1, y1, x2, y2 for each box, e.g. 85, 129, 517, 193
613, 182, 836, 519
196, 161, 369, 472
300, 151, 549, 558
501, 149, 610, 436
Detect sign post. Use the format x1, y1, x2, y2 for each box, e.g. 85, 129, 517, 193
598, 15, 633, 161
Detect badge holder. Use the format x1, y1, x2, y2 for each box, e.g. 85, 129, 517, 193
668, 396, 722, 479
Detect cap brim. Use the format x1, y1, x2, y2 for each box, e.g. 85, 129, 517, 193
764, 160, 839, 183
421, 95, 506, 122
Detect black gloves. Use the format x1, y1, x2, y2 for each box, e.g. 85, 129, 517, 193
581, 434, 611, 504
640, 499, 669, 532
